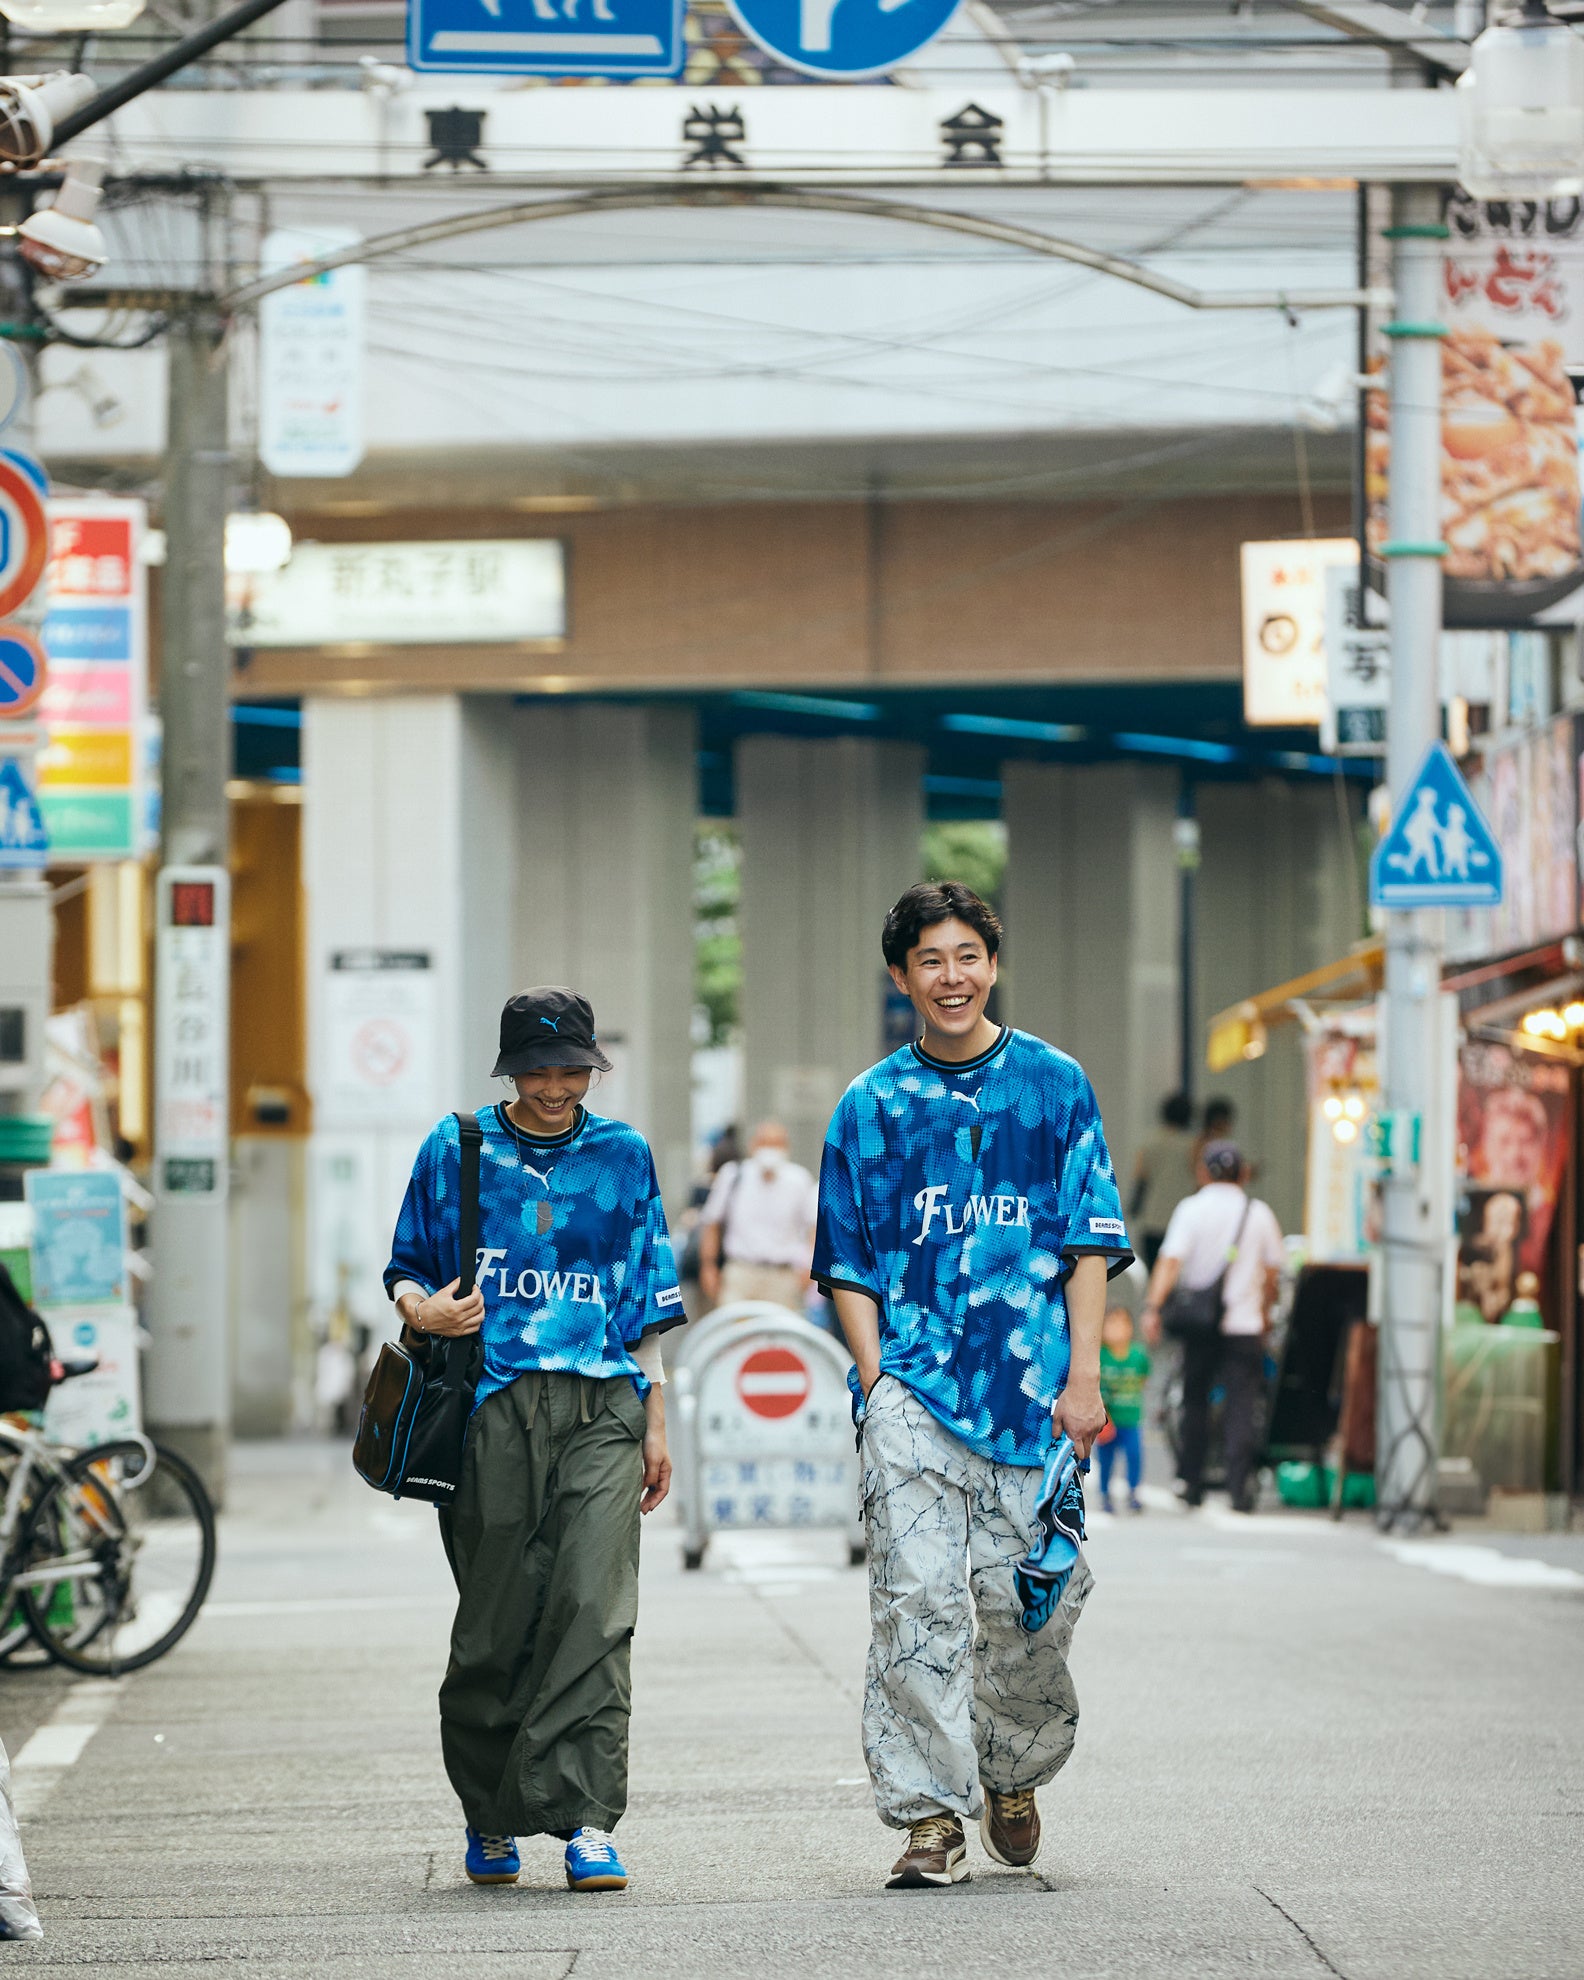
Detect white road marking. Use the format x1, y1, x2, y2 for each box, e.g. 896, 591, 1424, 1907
1379, 1541, 1584, 1591
202, 1595, 435, 1618
12, 1679, 121, 1819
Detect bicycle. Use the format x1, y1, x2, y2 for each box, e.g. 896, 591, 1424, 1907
0, 1363, 217, 1676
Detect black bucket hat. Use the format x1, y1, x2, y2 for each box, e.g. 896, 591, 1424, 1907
491, 986, 613, 1076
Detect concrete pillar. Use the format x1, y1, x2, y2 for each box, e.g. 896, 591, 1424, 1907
301, 694, 514, 1371
1193, 778, 1361, 1232
1002, 763, 1181, 1190
737, 736, 925, 1172
508, 701, 697, 1208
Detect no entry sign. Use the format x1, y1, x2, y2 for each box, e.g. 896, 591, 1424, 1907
736, 1345, 812, 1420
0, 626, 46, 719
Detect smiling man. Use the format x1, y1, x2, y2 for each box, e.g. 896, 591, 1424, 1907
815, 881, 1131, 1890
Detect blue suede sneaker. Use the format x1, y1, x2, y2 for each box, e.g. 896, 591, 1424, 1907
564, 1827, 628, 1892
465, 1826, 520, 1885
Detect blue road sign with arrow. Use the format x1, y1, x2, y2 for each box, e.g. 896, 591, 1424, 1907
0, 756, 48, 870
408, 0, 684, 76
727, 0, 960, 77
1370, 740, 1503, 910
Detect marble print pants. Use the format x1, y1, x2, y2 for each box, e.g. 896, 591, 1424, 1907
859, 1374, 1092, 1831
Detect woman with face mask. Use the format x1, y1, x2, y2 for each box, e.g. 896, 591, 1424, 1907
696, 1119, 819, 1313
385, 987, 685, 1895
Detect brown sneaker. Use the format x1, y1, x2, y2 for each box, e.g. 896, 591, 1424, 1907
979, 1786, 1041, 1868
886, 1813, 970, 1889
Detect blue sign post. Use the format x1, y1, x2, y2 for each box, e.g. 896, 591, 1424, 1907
1369, 741, 1504, 910
408, 0, 684, 76
727, 0, 960, 78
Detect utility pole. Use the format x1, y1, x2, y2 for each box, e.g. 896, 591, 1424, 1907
143, 297, 233, 1503
1375, 181, 1447, 1531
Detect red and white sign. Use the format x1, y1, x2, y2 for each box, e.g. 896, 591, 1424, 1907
735, 1345, 812, 1420
48, 512, 133, 599
320, 950, 436, 1128
0, 456, 47, 620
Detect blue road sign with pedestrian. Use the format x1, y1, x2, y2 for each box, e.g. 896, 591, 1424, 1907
0, 756, 49, 870
726, 0, 961, 78
408, 0, 684, 76
1370, 741, 1503, 909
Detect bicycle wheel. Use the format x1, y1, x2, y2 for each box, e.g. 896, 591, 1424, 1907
19, 1441, 217, 1676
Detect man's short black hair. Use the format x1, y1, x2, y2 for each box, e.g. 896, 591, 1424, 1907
883, 881, 1002, 970
1162, 1093, 1192, 1129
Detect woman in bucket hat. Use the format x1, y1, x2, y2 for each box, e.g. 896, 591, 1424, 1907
385, 986, 686, 1893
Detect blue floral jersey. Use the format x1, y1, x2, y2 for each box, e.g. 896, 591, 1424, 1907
384, 1105, 685, 1414
814, 1027, 1132, 1465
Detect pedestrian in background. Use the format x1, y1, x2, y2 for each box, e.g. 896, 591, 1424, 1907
1129, 1093, 1198, 1269
385, 987, 684, 1894
698, 1120, 817, 1312
1140, 1140, 1282, 1513
817, 881, 1131, 1890
1097, 1305, 1150, 1514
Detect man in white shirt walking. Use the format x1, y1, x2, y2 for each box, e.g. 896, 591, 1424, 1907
1140, 1141, 1283, 1513
699, 1121, 818, 1313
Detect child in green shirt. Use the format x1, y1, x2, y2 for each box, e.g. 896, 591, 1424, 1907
1098, 1306, 1151, 1513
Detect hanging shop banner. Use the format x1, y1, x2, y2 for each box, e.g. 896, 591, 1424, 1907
1365, 194, 1584, 631
1240, 537, 1358, 727
321, 950, 438, 1129
1455, 1038, 1571, 1322
1303, 1025, 1379, 1264
155, 867, 231, 1201
1443, 711, 1580, 964
37, 498, 149, 861
238, 539, 565, 648
259, 228, 367, 479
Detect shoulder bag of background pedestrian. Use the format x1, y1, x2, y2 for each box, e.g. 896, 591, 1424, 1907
353, 1112, 485, 1505
1160, 1194, 1253, 1341
0, 1263, 54, 1415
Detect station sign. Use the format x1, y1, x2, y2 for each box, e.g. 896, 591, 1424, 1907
408, 0, 684, 77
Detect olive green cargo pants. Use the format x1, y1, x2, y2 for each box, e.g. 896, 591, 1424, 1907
437, 1369, 647, 1839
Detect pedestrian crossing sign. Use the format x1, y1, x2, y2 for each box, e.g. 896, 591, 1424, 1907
1370, 740, 1503, 909
0, 754, 48, 869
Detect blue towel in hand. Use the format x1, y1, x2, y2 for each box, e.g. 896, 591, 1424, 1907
1013, 1433, 1087, 1634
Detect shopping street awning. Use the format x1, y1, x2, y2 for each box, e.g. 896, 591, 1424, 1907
1206, 942, 1385, 1072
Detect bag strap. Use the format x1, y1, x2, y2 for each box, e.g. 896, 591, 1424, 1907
453, 1111, 483, 1297
1227, 1191, 1254, 1260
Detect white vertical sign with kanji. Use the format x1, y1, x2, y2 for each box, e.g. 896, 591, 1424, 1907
155, 866, 231, 1201
259, 227, 366, 479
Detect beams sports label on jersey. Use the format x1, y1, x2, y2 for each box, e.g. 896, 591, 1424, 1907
814, 1027, 1132, 1464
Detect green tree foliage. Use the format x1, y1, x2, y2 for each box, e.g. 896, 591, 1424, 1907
695, 823, 741, 1047
922, 820, 1007, 909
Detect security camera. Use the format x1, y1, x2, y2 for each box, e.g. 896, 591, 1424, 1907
0, 72, 96, 170
20, 154, 107, 281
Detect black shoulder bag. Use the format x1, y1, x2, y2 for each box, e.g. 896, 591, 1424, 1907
353, 1111, 485, 1504
1161, 1193, 1254, 1341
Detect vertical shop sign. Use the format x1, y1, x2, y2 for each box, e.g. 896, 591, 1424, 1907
38, 497, 148, 859
259, 228, 366, 479
155, 867, 231, 1200
1456, 1038, 1572, 1323
1240, 538, 1358, 726
1366, 196, 1584, 630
